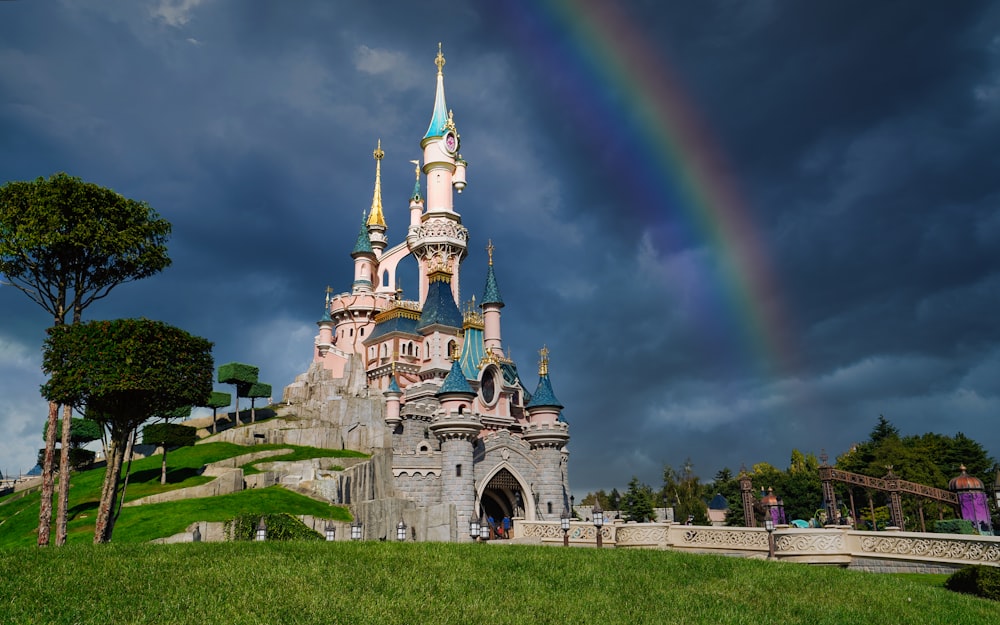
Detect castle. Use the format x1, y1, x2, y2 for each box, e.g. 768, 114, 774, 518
280, 46, 571, 541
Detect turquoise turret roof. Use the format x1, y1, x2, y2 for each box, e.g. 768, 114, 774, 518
319, 303, 331, 322
460, 325, 485, 379
411, 177, 422, 202
352, 213, 373, 256
438, 358, 474, 396
481, 264, 504, 307
416, 274, 463, 331
387, 374, 401, 394
423, 46, 449, 140
527, 373, 563, 410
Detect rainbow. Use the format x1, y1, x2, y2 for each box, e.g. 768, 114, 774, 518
494, 0, 798, 376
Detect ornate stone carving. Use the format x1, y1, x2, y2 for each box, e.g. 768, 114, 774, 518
775, 533, 845, 552
858, 535, 1000, 563
616, 525, 667, 545
679, 528, 768, 548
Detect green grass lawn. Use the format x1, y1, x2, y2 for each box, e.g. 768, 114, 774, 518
0, 542, 996, 625
0, 442, 362, 547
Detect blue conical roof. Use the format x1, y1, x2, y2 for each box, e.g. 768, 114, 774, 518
481, 264, 504, 307
319, 303, 331, 322
424, 54, 449, 140
527, 373, 563, 410
387, 374, 401, 394
352, 213, 373, 256
411, 177, 422, 202
438, 358, 474, 396
416, 274, 463, 331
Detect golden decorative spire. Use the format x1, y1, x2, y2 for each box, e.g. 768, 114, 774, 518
486, 240, 495, 266
539, 345, 549, 376
325, 285, 332, 304
435, 42, 445, 75
367, 139, 386, 227
410, 159, 420, 180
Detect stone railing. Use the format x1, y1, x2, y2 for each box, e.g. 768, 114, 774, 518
513, 521, 1000, 571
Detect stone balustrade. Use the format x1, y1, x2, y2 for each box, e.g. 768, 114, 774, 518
513, 520, 1000, 572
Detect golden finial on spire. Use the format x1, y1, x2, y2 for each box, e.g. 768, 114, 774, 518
325, 285, 332, 304
487, 240, 495, 266
368, 139, 386, 227
539, 345, 549, 376
435, 42, 445, 75
409, 159, 420, 180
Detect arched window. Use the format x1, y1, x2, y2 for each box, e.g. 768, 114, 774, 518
359, 327, 364, 337
547, 502, 553, 515
349, 328, 354, 337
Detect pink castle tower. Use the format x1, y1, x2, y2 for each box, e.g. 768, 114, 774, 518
282, 45, 571, 540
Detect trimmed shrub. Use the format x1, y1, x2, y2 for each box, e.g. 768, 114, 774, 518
945, 565, 1000, 601
225, 512, 323, 541
933, 519, 976, 535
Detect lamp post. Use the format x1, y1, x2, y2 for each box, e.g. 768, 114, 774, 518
255, 517, 267, 542
351, 519, 363, 541
593, 500, 604, 548
480, 513, 490, 541
325, 523, 336, 542
561, 507, 571, 547
397, 519, 407, 542
469, 516, 480, 541
764, 518, 775, 560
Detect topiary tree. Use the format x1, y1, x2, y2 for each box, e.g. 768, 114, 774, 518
143, 405, 195, 485
218, 363, 258, 429
202, 391, 232, 435
247, 382, 271, 424
1, 172, 171, 546
42, 319, 213, 543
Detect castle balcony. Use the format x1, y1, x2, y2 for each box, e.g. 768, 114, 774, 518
429, 411, 482, 441
521, 421, 569, 449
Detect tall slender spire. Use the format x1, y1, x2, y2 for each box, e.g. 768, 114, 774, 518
367, 140, 386, 228
409, 159, 422, 201
423, 43, 449, 140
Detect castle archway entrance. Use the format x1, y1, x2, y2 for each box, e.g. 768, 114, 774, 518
479, 467, 528, 529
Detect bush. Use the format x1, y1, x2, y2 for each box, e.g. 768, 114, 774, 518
945, 565, 1000, 601
225, 512, 323, 541
933, 519, 976, 535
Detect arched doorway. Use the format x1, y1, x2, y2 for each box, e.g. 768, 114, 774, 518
479, 467, 528, 523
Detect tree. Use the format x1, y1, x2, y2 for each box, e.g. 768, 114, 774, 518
217, 362, 258, 429
622, 477, 656, 522
202, 391, 232, 434
0, 172, 170, 546
143, 405, 195, 485
247, 382, 271, 424
42, 319, 212, 543
663, 459, 709, 524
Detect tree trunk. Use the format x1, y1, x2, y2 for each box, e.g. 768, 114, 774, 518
251, 398, 256, 424
211, 408, 217, 435
160, 446, 168, 485
113, 429, 137, 525
37, 401, 59, 547
94, 438, 125, 543
55, 403, 72, 546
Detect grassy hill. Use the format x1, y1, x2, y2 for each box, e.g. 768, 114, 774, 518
0, 442, 364, 547
0, 541, 996, 625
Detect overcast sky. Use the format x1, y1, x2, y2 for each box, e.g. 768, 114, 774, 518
2, 1, 999, 494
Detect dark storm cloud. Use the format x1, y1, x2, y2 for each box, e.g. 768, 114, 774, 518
2, 1, 999, 495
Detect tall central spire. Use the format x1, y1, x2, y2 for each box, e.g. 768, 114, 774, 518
423, 43, 449, 141
367, 139, 386, 228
